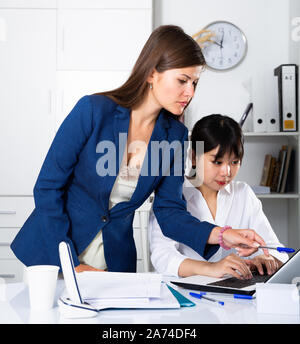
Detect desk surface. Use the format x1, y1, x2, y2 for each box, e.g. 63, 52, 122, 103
1, 277, 300, 324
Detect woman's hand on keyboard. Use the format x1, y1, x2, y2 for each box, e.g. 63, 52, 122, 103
244, 255, 283, 276
209, 253, 253, 280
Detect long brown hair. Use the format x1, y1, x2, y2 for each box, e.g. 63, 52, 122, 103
94, 25, 206, 115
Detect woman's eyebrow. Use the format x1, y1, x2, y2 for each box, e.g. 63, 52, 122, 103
180, 74, 190, 78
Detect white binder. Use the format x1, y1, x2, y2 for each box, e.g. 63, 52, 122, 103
253, 111, 266, 132
274, 64, 298, 132
266, 113, 280, 132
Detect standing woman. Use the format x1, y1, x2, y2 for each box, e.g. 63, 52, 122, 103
11, 25, 267, 273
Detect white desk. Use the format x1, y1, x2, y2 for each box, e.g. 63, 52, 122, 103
1, 277, 300, 325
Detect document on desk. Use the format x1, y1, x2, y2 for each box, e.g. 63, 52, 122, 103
73, 271, 181, 309
86, 283, 180, 310
76, 271, 162, 299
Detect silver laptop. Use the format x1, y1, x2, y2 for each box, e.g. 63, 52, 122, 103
171, 249, 300, 296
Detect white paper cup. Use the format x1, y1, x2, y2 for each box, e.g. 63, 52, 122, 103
26, 265, 59, 311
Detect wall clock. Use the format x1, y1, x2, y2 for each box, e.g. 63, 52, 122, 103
197, 21, 247, 71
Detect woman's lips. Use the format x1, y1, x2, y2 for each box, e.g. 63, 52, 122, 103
179, 102, 188, 107
216, 181, 226, 186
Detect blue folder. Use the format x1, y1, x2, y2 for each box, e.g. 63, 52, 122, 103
166, 284, 195, 307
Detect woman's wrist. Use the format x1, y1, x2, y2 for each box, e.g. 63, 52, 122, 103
208, 226, 222, 244
178, 258, 212, 277
218, 226, 232, 250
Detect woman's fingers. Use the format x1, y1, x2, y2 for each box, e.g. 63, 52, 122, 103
226, 267, 243, 280
245, 255, 281, 276
75, 263, 105, 273
222, 229, 262, 254
225, 254, 253, 279
233, 230, 270, 257
250, 258, 264, 275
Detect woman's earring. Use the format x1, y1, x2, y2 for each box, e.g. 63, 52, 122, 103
149, 83, 153, 90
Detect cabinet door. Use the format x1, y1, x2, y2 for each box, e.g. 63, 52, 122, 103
55, 70, 130, 131
57, 8, 152, 70
0, 9, 56, 195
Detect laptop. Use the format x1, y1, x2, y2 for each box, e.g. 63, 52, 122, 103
171, 249, 300, 296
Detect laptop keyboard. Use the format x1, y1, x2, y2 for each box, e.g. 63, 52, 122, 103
207, 271, 271, 289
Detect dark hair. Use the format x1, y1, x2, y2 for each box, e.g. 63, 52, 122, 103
191, 114, 244, 162
94, 25, 206, 118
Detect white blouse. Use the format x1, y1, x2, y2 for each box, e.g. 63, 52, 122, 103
78, 164, 140, 270
149, 177, 289, 277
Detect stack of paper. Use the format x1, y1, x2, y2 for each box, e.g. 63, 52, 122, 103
74, 271, 180, 310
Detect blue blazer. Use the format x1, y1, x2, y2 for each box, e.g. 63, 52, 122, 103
11, 95, 218, 272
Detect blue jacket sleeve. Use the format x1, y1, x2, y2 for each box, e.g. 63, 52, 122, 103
33, 95, 93, 267
152, 128, 219, 260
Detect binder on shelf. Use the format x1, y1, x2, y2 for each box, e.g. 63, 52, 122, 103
253, 112, 266, 133
274, 64, 298, 132
266, 114, 280, 132
239, 103, 253, 128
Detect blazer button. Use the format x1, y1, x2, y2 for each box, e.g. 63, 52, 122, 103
101, 215, 108, 223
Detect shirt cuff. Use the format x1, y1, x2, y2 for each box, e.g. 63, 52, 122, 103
165, 254, 189, 278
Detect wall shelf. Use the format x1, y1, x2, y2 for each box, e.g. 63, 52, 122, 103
244, 131, 298, 137
256, 193, 299, 199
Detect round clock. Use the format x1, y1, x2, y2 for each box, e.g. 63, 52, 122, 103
199, 21, 247, 71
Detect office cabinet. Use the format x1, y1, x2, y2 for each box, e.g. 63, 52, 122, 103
57, 9, 152, 71
0, 8, 56, 283
0, 1, 153, 282
0, 9, 56, 195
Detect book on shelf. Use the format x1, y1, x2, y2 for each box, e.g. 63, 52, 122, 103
270, 159, 281, 192
276, 146, 288, 192
285, 149, 295, 193
260, 145, 295, 194
260, 154, 272, 186
280, 145, 293, 193
251, 185, 270, 194
266, 157, 276, 187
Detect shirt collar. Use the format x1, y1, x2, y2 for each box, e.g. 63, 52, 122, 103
183, 176, 232, 200
183, 177, 200, 202
222, 182, 232, 195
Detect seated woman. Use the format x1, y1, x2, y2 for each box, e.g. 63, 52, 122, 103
149, 114, 288, 279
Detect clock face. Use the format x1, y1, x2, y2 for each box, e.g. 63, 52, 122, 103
200, 21, 247, 71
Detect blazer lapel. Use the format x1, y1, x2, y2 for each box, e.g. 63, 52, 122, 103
99, 104, 130, 212
129, 109, 170, 204
104, 106, 170, 213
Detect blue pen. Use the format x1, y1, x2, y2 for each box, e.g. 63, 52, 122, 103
198, 292, 254, 300
189, 292, 225, 306
259, 246, 295, 253
240, 244, 295, 253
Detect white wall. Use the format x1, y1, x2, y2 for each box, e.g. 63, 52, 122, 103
154, 0, 290, 131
